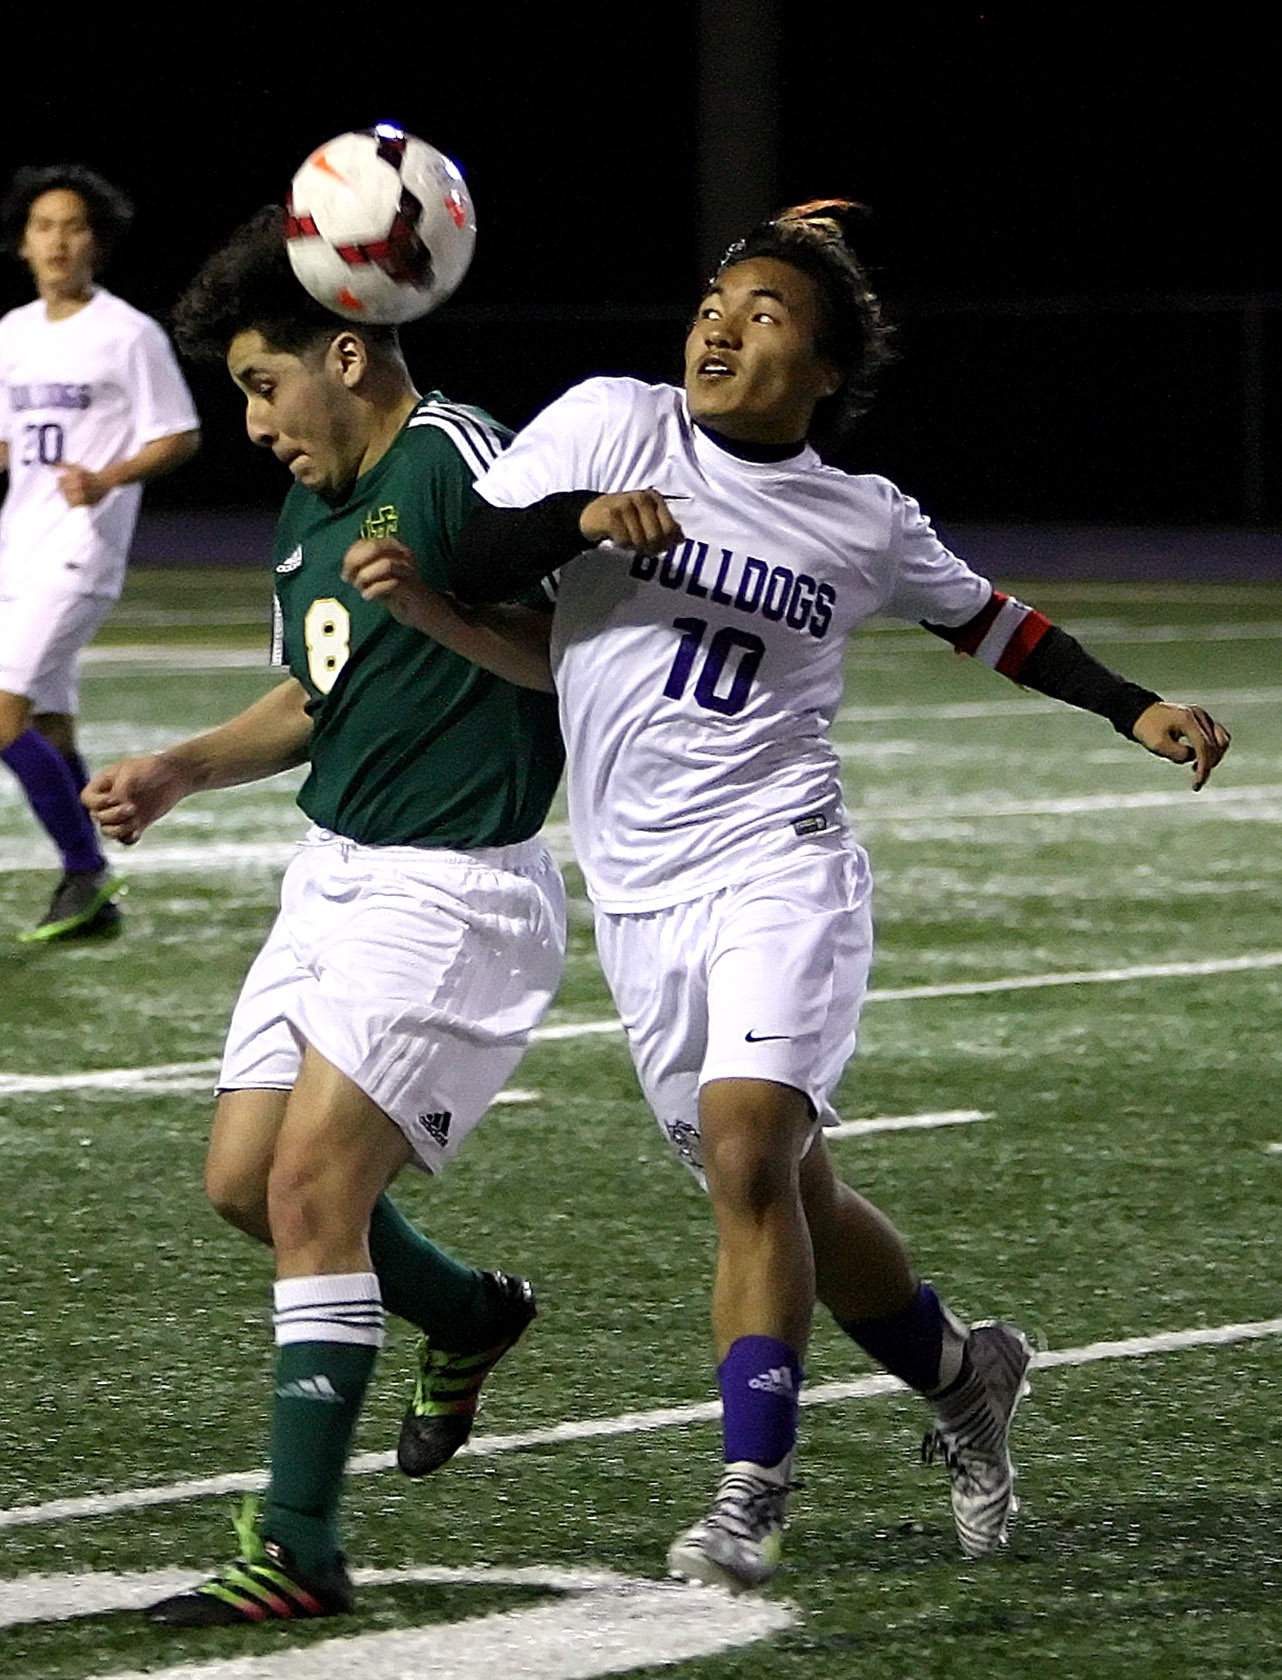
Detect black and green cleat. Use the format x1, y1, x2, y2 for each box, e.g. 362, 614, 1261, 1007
17, 868, 124, 943
145, 1498, 354, 1627
397, 1271, 536, 1476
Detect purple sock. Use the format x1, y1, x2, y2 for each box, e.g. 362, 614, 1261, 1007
718, 1335, 803, 1468
2, 730, 105, 873
839, 1281, 966, 1396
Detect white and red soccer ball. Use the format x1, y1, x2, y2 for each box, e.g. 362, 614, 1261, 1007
285, 125, 476, 324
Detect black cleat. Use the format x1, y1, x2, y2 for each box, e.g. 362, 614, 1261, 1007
18, 868, 124, 943
397, 1271, 536, 1476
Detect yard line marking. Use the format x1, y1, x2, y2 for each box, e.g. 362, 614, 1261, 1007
3, 1569, 795, 1678
81, 645, 271, 670
0, 1059, 218, 1095
855, 622, 1282, 653
867, 950, 1282, 1001
835, 685, 1282, 724
850, 784, 1282, 820
827, 1109, 990, 1137
7, 952, 1280, 1094
3, 1314, 1280, 1531
0, 1563, 629, 1627
0, 1061, 536, 1102
538, 950, 1282, 1033
0, 840, 299, 872
533, 1019, 626, 1042
0, 825, 578, 874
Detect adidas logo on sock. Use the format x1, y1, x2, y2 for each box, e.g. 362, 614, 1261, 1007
748, 1365, 797, 1397
274, 1375, 344, 1403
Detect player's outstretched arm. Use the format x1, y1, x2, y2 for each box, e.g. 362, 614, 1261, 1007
84, 678, 313, 844
924, 593, 1232, 789
1130, 701, 1230, 791
343, 538, 555, 692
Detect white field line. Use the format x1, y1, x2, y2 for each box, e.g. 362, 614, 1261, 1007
835, 685, 1282, 724
5, 783, 1274, 879
85, 625, 1282, 670
0, 1060, 537, 1101
536, 950, 1282, 1033
866, 949, 1282, 1001
855, 623, 1282, 656
3, 1313, 1280, 1532
13, 786, 1270, 881
0, 841, 297, 873
846, 783, 1282, 818
6, 953, 1281, 1097
82, 645, 270, 670
826, 1109, 989, 1137
0, 828, 579, 872
4, 1569, 796, 1678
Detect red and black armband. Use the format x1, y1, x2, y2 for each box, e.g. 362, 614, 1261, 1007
924, 591, 1162, 739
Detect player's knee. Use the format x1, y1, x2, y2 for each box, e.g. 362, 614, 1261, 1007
702, 1123, 797, 1219
204, 1155, 270, 1242
263, 1154, 360, 1261
700, 1079, 810, 1216
30, 712, 76, 756
0, 690, 33, 751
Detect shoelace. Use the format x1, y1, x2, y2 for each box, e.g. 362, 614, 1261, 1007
706, 1472, 798, 1538
921, 1424, 1001, 1494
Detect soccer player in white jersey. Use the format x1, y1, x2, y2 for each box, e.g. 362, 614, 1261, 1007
0, 165, 200, 940
345, 202, 1230, 1591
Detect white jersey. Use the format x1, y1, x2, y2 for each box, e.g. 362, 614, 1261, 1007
0, 288, 197, 598
476, 376, 994, 912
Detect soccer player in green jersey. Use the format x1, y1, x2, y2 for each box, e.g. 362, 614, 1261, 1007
83, 207, 565, 1626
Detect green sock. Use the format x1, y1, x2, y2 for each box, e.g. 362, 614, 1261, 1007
262, 1339, 378, 1575
369, 1193, 494, 1349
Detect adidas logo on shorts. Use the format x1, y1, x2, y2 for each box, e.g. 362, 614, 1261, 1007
418, 1110, 453, 1146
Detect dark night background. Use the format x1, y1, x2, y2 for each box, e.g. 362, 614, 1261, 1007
1, 9, 1278, 545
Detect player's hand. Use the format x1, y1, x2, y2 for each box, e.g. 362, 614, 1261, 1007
57, 463, 110, 507
82, 754, 195, 844
579, 489, 684, 555
342, 537, 429, 626
1132, 701, 1231, 791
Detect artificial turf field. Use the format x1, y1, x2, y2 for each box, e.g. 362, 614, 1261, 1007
1, 564, 1280, 1679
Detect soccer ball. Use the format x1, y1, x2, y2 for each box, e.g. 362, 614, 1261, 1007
284, 125, 476, 324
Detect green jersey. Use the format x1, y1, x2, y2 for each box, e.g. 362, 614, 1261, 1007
271, 393, 563, 848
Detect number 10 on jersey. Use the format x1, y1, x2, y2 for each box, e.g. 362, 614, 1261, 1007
663, 617, 765, 717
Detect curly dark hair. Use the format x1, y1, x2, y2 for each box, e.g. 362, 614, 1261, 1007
714, 199, 893, 447
1, 164, 134, 262
171, 205, 399, 362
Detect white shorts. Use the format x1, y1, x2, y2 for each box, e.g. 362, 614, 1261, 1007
594, 836, 874, 1179
219, 826, 567, 1172
0, 587, 115, 713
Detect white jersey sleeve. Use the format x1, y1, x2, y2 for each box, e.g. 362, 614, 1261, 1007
475, 377, 655, 507
120, 316, 200, 446
880, 487, 993, 627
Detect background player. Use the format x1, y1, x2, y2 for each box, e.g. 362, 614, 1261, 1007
0, 164, 200, 940
348, 201, 1230, 1591
84, 207, 565, 1626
